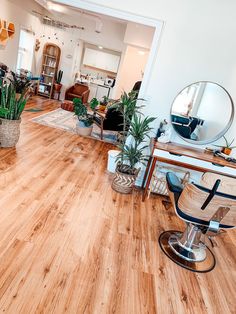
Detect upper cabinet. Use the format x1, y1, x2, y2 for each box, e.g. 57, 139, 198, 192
83, 48, 120, 73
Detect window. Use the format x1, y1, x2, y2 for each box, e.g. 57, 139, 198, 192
16, 29, 34, 72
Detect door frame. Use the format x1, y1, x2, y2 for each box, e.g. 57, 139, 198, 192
55, 0, 164, 99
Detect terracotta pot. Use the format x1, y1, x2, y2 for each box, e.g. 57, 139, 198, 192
54, 83, 62, 92
76, 120, 93, 137
222, 147, 232, 155
112, 164, 140, 194
0, 118, 21, 147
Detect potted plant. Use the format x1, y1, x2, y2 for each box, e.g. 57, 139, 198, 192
99, 95, 109, 111
215, 136, 236, 155
111, 91, 156, 193
73, 98, 97, 136
54, 70, 63, 92
90, 97, 99, 111
9, 71, 31, 100
0, 76, 30, 147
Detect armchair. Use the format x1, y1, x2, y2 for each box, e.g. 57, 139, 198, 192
159, 172, 236, 273
93, 107, 123, 140
65, 83, 90, 104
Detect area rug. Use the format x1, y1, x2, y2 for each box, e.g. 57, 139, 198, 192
31, 108, 118, 144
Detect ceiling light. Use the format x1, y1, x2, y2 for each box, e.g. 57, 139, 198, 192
138, 50, 146, 55
47, 1, 65, 13
98, 46, 103, 49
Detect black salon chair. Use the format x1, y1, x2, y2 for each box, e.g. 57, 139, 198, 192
159, 172, 236, 273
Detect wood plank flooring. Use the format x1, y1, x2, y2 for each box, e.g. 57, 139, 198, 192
0, 97, 235, 313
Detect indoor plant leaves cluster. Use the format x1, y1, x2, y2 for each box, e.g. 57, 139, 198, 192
111, 90, 156, 193
0, 74, 31, 147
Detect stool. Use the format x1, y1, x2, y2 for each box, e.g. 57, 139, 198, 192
61, 100, 74, 112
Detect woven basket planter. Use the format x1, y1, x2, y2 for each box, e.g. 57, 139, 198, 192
0, 118, 21, 147
112, 164, 140, 194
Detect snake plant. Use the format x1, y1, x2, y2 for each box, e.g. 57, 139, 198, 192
0, 77, 29, 120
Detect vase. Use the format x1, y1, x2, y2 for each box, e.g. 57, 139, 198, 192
0, 118, 21, 147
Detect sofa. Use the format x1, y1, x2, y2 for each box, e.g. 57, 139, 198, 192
65, 83, 90, 104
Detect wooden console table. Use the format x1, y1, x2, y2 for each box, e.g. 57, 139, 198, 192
142, 139, 236, 201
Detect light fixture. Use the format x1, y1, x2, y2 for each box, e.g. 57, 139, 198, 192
47, 1, 65, 13
98, 45, 103, 49
138, 50, 146, 55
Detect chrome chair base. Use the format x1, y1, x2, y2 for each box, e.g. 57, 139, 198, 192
159, 230, 216, 273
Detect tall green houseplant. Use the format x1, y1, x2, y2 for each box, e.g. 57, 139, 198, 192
0, 76, 30, 147
111, 90, 156, 193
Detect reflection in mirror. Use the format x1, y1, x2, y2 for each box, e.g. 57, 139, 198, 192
171, 82, 234, 144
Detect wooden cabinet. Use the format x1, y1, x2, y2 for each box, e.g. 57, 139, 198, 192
83, 48, 120, 73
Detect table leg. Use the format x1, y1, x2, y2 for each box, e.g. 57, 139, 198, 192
141, 156, 152, 189
142, 157, 157, 201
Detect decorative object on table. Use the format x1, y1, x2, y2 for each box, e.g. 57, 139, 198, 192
155, 119, 168, 139
54, 70, 63, 92
0, 75, 31, 147
111, 91, 156, 194
157, 128, 172, 143
214, 136, 236, 155
214, 151, 236, 163
99, 96, 109, 111
38, 43, 61, 99
170, 81, 234, 145
0, 19, 15, 47
74, 97, 97, 137
157, 120, 172, 143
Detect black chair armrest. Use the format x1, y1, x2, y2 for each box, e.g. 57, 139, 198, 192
166, 172, 184, 194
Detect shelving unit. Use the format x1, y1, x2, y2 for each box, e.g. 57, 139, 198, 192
38, 43, 61, 99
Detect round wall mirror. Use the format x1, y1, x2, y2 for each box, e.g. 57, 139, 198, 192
170, 81, 234, 145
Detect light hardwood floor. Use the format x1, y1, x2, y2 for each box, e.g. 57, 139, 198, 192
0, 97, 235, 314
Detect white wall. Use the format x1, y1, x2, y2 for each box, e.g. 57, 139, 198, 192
196, 83, 232, 141
124, 22, 155, 49
0, 0, 42, 69
114, 45, 149, 98
58, 0, 236, 153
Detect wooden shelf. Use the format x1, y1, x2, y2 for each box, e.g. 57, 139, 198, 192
38, 92, 50, 98
43, 54, 57, 59
39, 82, 52, 87
38, 43, 61, 99
43, 64, 56, 69
42, 74, 54, 78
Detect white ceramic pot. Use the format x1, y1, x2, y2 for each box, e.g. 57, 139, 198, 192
76, 120, 93, 137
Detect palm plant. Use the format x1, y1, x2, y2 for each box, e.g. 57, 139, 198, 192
116, 114, 156, 174
111, 90, 143, 142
